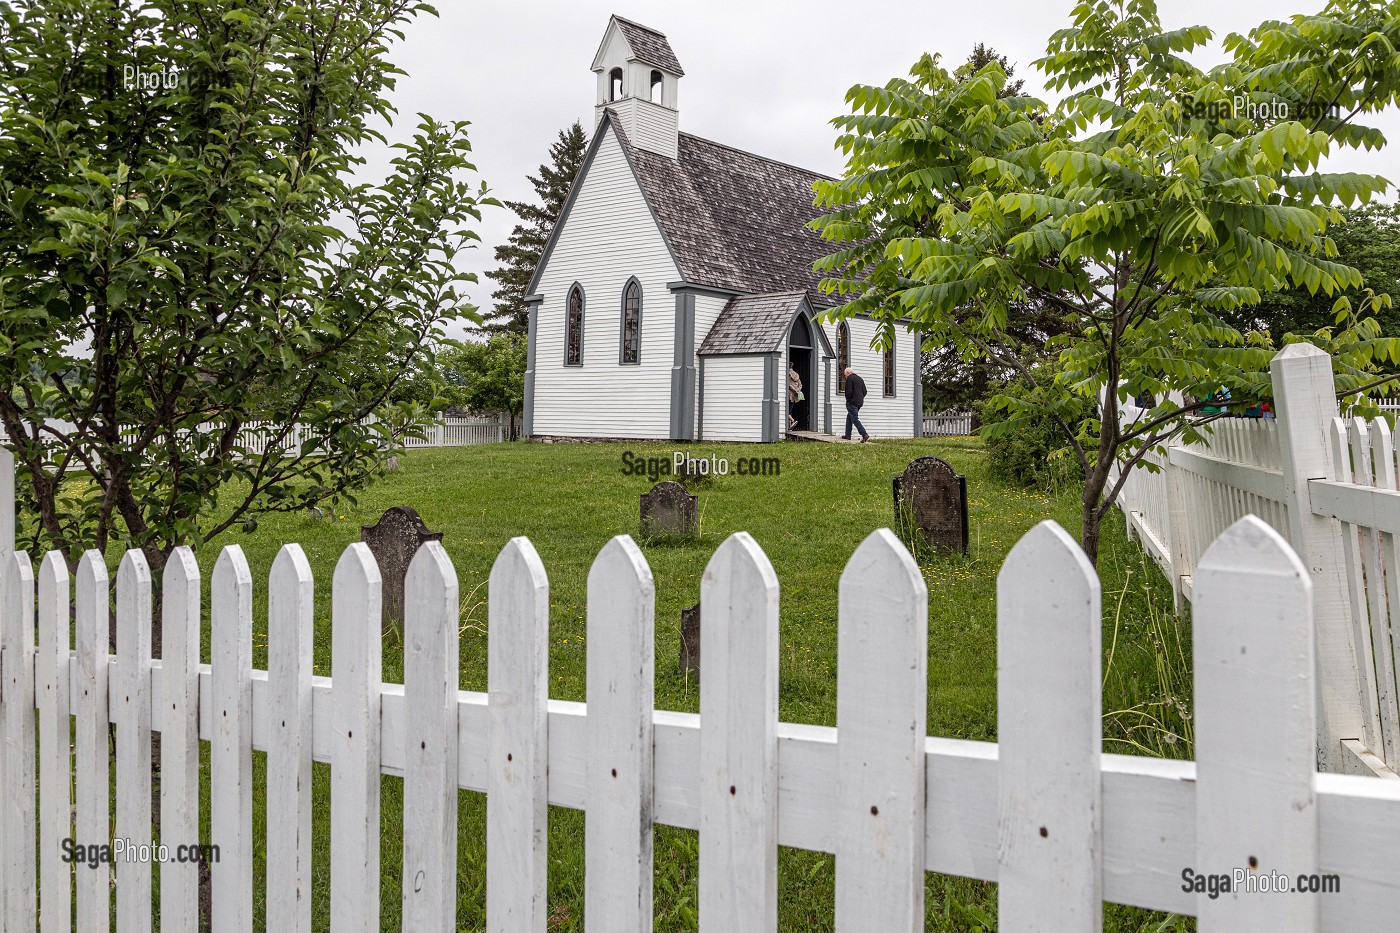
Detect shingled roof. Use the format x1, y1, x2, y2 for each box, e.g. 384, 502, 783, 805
699, 292, 811, 355
613, 119, 840, 309
613, 16, 684, 75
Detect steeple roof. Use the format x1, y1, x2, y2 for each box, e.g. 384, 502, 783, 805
610, 15, 684, 75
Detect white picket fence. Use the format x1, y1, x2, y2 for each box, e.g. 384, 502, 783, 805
1112, 344, 1400, 781
0, 509, 1398, 927
922, 409, 974, 437
0, 415, 513, 462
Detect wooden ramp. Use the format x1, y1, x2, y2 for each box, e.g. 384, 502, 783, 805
787, 431, 861, 444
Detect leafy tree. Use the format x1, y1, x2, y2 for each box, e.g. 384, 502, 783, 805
813, 0, 1400, 562
438, 334, 526, 438
0, 0, 491, 592
1226, 202, 1400, 341
483, 121, 588, 333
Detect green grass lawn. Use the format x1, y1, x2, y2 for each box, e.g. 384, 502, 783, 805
65, 437, 1190, 931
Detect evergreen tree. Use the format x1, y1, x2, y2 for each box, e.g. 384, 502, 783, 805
956, 43, 1025, 98
483, 121, 589, 333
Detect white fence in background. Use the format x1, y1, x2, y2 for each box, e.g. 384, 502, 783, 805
0, 443, 1398, 929
1112, 344, 1400, 781
0, 414, 513, 461
922, 409, 974, 437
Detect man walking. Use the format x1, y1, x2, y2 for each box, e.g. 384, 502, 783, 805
841, 367, 870, 442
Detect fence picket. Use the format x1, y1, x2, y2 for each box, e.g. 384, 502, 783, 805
1348, 419, 1400, 766
1368, 419, 1400, 769
997, 521, 1102, 932
75, 551, 110, 933
698, 532, 780, 933
584, 536, 655, 933
1328, 418, 1383, 755
331, 543, 383, 933
402, 542, 459, 931
161, 548, 201, 932
3, 552, 37, 933
487, 537, 550, 933
115, 552, 153, 933
211, 546, 254, 933
834, 530, 928, 931
268, 545, 315, 933
37, 553, 70, 933
1194, 516, 1318, 932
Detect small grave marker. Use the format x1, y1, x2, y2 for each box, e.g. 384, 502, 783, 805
893, 456, 968, 553
639, 481, 698, 539
679, 600, 701, 676
360, 506, 443, 624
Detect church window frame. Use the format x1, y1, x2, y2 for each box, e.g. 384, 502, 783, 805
608, 67, 624, 102
649, 70, 664, 103
836, 321, 850, 392
565, 283, 585, 366
882, 338, 896, 397
619, 278, 643, 364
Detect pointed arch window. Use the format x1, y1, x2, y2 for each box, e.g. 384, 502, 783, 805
836, 321, 850, 392
608, 67, 624, 102
883, 338, 896, 397
565, 284, 584, 365
620, 278, 642, 364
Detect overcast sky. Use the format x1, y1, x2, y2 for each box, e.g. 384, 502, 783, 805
352, 0, 1400, 341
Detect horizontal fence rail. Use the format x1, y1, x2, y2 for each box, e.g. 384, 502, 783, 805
922, 409, 974, 437
1110, 345, 1400, 779
0, 514, 1399, 929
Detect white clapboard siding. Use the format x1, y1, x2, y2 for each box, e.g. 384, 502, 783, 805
115, 552, 153, 933
3, 551, 36, 933
487, 537, 550, 933
1194, 517, 1318, 932
821, 316, 920, 438
585, 536, 655, 932
834, 530, 927, 931
701, 356, 765, 442
161, 548, 201, 932
330, 544, 383, 933
698, 532, 780, 932
268, 545, 315, 933
36, 552, 71, 933
75, 550, 110, 933
402, 542, 459, 931
997, 521, 1103, 931
531, 124, 681, 439
211, 546, 254, 933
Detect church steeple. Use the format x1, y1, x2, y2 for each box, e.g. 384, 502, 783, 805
591, 15, 682, 159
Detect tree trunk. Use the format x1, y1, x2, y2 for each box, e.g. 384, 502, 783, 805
1080, 459, 1113, 566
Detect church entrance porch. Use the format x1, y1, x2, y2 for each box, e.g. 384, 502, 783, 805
787, 313, 815, 432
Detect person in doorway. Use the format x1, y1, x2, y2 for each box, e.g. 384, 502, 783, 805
841, 367, 870, 442
788, 365, 803, 431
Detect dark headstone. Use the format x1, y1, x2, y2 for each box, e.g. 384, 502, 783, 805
893, 456, 969, 553
639, 481, 698, 538
360, 506, 443, 623
679, 601, 701, 676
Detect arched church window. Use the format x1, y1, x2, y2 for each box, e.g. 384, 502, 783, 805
620, 279, 642, 364
650, 70, 663, 103
837, 321, 849, 391
609, 68, 623, 102
883, 340, 896, 397
566, 284, 585, 365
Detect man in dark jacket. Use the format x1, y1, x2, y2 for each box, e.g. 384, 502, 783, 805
841, 367, 870, 442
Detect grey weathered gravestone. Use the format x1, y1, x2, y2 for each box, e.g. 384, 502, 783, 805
894, 456, 969, 553
679, 600, 701, 676
639, 480, 698, 538
360, 506, 443, 623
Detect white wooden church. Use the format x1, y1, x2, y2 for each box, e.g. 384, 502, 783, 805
522, 15, 922, 443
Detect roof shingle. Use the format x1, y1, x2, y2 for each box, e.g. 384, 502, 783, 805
614, 120, 840, 309
613, 16, 685, 75
698, 292, 810, 355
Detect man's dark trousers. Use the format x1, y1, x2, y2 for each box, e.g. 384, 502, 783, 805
843, 403, 868, 440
